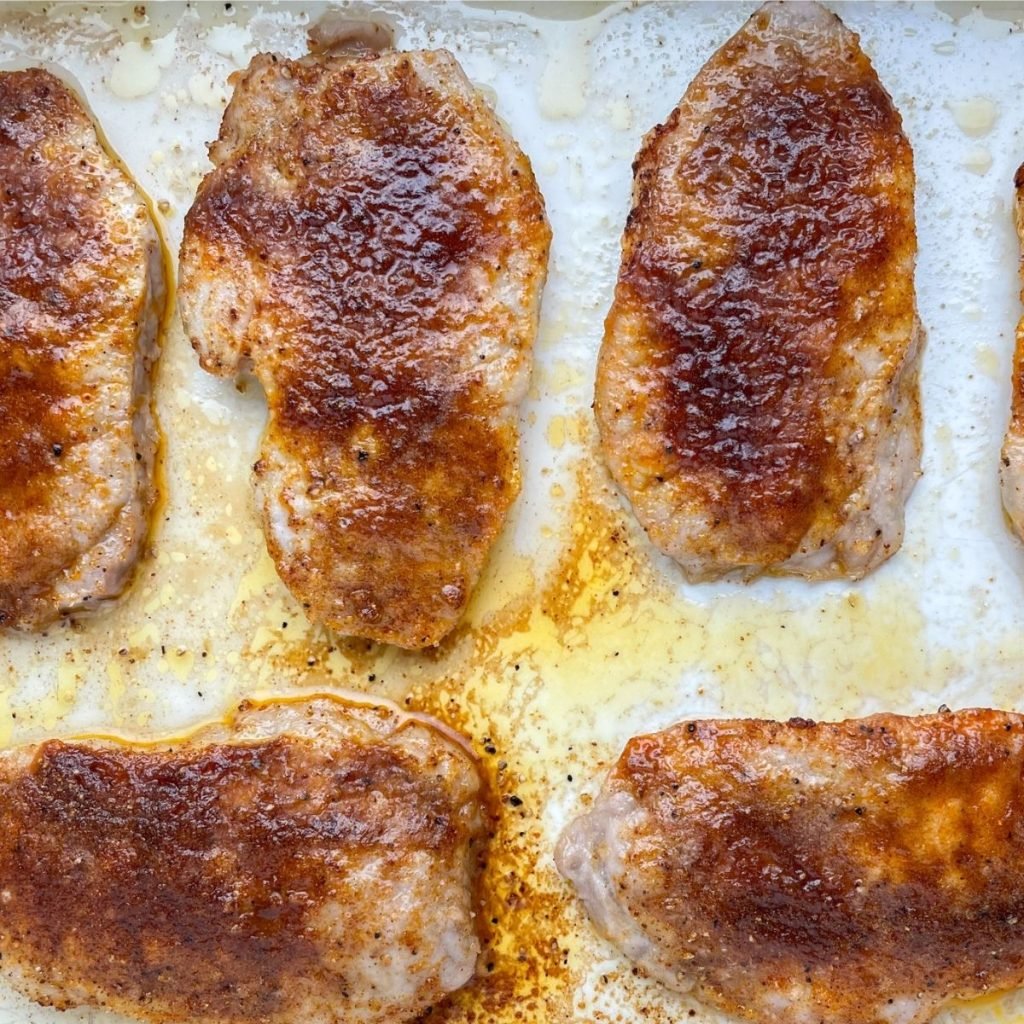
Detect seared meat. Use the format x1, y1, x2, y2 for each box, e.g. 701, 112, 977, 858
557, 709, 1024, 1024
1000, 163, 1024, 535
596, 1, 922, 581
0, 694, 485, 1024
179, 50, 550, 648
0, 68, 163, 629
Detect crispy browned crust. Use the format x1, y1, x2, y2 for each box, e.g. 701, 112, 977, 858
0, 68, 161, 627
179, 51, 550, 648
0, 71, 94, 512
0, 696, 485, 1023
999, 163, 1024, 535
596, 2, 919, 578
605, 710, 1024, 1023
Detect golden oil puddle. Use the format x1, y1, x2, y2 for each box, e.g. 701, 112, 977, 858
229, 424, 940, 727
947, 990, 1024, 1024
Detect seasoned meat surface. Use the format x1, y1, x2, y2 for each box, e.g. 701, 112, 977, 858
557, 709, 1024, 1024
179, 50, 550, 648
596, 2, 922, 581
0, 68, 163, 629
1000, 163, 1024, 536
0, 695, 485, 1024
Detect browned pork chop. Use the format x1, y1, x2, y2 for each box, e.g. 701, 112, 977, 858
596, 2, 922, 581
557, 709, 1024, 1024
0, 694, 485, 1024
1000, 163, 1024, 535
0, 68, 163, 629
178, 50, 550, 648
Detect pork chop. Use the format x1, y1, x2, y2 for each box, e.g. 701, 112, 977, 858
0, 68, 163, 629
557, 709, 1024, 1024
1000, 163, 1024, 536
178, 50, 550, 648
596, 1, 922, 581
0, 694, 486, 1024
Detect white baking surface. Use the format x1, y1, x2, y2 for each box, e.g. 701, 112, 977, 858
1, 1, 1024, 1021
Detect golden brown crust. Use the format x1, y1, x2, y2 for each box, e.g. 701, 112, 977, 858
179, 51, 550, 648
1, 740, 448, 1013
0, 72, 100, 507
596, 2, 919, 579
594, 710, 1024, 1024
0, 68, 161, 628
0, 696, 486, 1024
